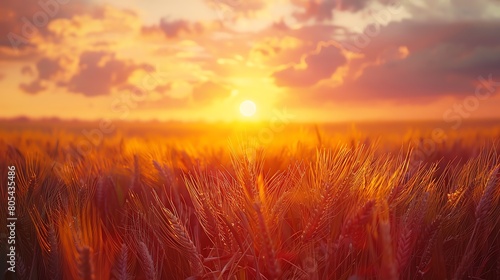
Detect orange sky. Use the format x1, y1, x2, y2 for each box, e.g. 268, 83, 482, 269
1, 0, 500, 122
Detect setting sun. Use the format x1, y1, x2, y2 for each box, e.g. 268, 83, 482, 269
240, 100, 257, 117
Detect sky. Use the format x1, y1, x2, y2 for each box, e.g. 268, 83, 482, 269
1, 0, 500, 122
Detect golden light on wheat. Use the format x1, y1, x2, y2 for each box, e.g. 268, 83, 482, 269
1, 121, 500, 279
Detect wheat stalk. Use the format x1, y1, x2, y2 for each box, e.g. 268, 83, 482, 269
254, 202, 281, 279
77, 246, 95, 280
396, 226, 413, 275
137, 241, 157, 280
151, 193, 204, 277
454, 166, 499, 280
475, 166, 499, 224
112, 243, 129, 280
48, 224, 62, 280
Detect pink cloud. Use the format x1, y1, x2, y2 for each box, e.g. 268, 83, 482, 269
66, 51, 154, 96
19, 79, 46, 94
158, 18, 204, 38
18, 57, 63, 94
0, 0, 91, 49
279, 20, 500, 106
273, 44, 347, 87
292, 0, 374, 22
19, 51, 154, 95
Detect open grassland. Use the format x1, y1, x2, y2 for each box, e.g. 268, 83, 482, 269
1, 120, 500, 280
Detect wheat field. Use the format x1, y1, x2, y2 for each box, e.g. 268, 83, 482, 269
1, 119, 500, 280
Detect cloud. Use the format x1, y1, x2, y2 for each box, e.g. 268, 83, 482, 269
19, 51, 154, 96
36, 57, 63, 79
158, 18, 204, 38
205, 0, 267, 20
18, 57, 63, 94
45, 5, 142, 48
1, 2, 142, 63
0, 0, 91, 49
66, 51, 154, 96
280, 19, 500, 105
19, 79, 47, 94
403, 0, 500, 21
289, 0, 498, 23
142, 18, 222, 39
273, 43, 347, 87
336, 0, 371, 12
7, 3, 159, 97
292, 0, 337, 22
291, 0, 375, 22
191, 81, 231, 104
346, 19, 500, 92
21, 65, 34, 76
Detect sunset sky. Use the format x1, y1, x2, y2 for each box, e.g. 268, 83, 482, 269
1, 0, 500, 122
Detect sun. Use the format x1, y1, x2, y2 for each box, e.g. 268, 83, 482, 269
239, 100, 257, 117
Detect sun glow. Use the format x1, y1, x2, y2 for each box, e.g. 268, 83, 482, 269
239, 100, 257, 117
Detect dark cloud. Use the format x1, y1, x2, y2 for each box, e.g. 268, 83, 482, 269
273, 44, 347, 87
248, 23, 351, 70
36, 57, 63, 79
281, 19, 500, 105
19, 79, 46, 94
21, 65, 34, 76
19, 51, 154, 96
351, 20, 500, 58
271, 19, 290, 31
143, 18, 205, 38
337, 0, 371, 12
404, 0, 500, 20
142, 0, 267, 39
18, 57, 63, 94
292, 0, 337, 22
162, 19, 203, 37
289, 0, 496, 22
66, 51, 154, 96
292, 0, 374, 22
347, 19, 500, 86
0, 0, 91, 48
0, 45, 38, 61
